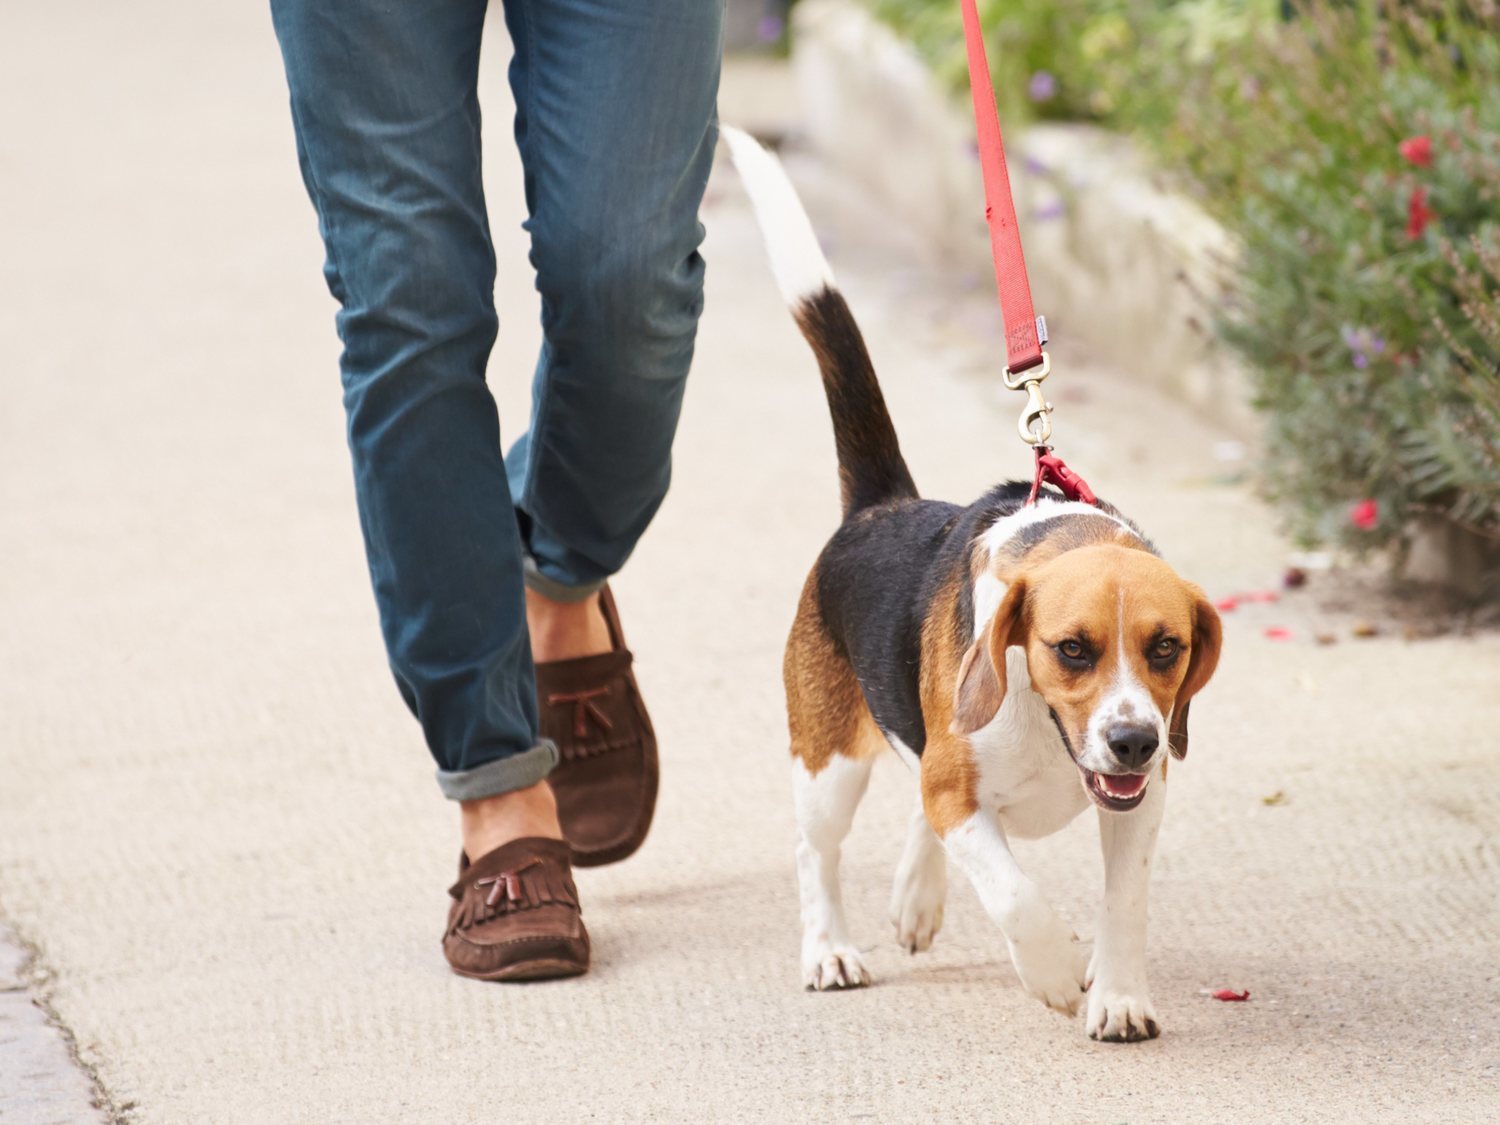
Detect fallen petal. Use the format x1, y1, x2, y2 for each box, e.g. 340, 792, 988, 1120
1211, 988, 1251, 1002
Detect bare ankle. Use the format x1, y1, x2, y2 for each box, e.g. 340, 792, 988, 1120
460, 781, 562, 859
525, 588, 612, 662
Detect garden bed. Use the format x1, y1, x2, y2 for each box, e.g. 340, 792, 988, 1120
791, 0, 1499, 598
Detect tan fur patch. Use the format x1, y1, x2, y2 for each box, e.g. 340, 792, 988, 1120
784, 566, 881, 774
918, 733, 979, 836
916, 572, 979, 835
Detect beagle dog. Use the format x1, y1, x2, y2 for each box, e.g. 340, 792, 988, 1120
724, 128, 1222, 1042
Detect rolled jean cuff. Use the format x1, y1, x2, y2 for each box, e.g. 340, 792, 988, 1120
522, 554, 605, 604
435, 739, 559, 801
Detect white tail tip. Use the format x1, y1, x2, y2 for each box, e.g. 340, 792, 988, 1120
721, 125, 837, 305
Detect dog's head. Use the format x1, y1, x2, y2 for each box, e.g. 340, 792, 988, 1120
951, 544, 1222, 811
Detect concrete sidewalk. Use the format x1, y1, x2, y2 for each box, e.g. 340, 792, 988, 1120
2, 4, 1498, 1122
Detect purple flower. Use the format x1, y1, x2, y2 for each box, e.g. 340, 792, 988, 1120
1340, 325, 1385, 369
1033, 199, 1066, 221
757, 15, 784, 43
1028, 71, 1057, 102
1023, 153, 1051, 176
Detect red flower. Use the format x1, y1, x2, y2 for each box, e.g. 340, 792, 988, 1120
1406, 186, 1435, 240
1398, 135, 1433, 167
1350, 499, 1379, 531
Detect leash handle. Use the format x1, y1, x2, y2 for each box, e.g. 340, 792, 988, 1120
959, 0, 1045, 378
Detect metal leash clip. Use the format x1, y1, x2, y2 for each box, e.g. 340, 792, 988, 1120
1002, 349, 1052, 446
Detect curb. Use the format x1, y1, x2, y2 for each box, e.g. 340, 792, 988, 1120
790, 0, 1257, 438
1, 925, 113, 1123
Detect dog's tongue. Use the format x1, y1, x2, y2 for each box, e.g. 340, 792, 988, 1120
1099, 772, 1148, 797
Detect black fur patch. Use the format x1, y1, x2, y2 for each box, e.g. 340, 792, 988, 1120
816, 499, 960, 754
793, 288, 918, 516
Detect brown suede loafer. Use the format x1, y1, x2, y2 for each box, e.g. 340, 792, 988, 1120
442, 837, 589, 981
536, 585, 659, 868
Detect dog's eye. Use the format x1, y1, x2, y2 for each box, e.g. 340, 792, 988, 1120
1056, 639, 1089, 666
1151, 637, 1180, 662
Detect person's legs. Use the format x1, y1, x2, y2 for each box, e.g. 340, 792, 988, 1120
500, 0, 723, 599
270, 0, 557, 817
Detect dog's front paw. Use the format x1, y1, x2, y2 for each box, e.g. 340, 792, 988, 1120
1086, 984, 1160, 1042
1008, 921, 1088, 1016
802, 940, 872, 991
889, 857, 946, 954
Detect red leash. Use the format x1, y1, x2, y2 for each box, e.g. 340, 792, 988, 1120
959, 0, 1095, 507
959, 0, 1045, 376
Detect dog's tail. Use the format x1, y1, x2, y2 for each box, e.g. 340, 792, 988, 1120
722, 126, 917, 517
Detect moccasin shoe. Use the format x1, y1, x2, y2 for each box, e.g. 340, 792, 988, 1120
442, 837, 589, 981
536, 585, 659, 868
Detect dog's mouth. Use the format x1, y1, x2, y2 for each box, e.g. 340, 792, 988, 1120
1049, 709, 1152, 812
1080, 768, 1150, 812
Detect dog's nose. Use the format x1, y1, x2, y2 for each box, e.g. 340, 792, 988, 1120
1106, 725, 1158, 770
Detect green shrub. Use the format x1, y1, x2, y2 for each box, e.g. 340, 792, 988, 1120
1165, 0, 1500, 550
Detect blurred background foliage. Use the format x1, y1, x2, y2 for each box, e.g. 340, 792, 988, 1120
868, 0, 1274, 128
864, 0, 1500, 556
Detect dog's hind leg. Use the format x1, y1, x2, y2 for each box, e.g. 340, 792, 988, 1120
785, 574, 878, 990
889, 799, 947, 953
793, 751, 873, 989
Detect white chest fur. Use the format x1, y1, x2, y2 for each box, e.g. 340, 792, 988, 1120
966, 647, 1090, 840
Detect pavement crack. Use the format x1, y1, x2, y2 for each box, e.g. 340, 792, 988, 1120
0, 915, 126, 1124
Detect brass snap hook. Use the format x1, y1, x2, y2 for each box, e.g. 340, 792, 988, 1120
1017, 379, 1052, 445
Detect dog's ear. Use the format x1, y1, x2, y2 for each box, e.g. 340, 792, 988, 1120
1168, 590, 1223, 760
952, 577, 1028, 735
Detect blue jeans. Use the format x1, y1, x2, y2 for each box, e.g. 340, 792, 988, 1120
270, 0, 722, 800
